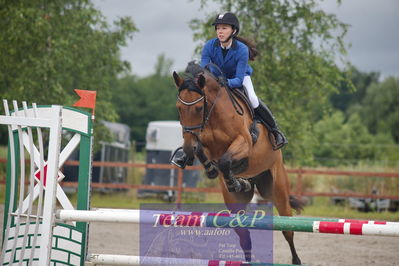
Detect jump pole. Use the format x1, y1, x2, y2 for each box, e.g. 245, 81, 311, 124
88, 254, 295, 266
275, 216, 399, 226
56, 209, 399, 237
57, 208, 399, 226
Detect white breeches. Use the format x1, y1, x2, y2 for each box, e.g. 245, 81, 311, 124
243, 76, 259, 108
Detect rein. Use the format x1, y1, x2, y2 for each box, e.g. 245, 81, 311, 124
226, 86, 244, 116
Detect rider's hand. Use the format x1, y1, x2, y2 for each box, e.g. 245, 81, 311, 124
218, 76, 229, 88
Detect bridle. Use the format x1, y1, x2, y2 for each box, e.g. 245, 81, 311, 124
177, 77, 222, 139
177, 62, 243, 140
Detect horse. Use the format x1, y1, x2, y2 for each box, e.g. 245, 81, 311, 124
172, 62, 304, 265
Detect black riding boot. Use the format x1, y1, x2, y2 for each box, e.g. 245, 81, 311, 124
254, 100, 288, 150
170, 147, 193, 169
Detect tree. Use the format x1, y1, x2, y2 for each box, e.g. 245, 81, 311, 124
356, 76, 399, 142
112, 54, 178, 143
191, 0, 352, 163
330, 66, 380, 113
0, 0, 137, 144
312, 111, 398, 167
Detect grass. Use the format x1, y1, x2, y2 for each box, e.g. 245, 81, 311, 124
299, 197, 399, 221
76, 190, 225, 210
0, 146, 7, 158
1, 185, 397, 222
85, 191, 399, 222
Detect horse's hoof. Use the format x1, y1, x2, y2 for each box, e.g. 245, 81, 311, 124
244, 251, 252, 262
204, 161, 218, 179
206, 168, 218, 179
227, 186, 239, 193
226, 178, 253, 193
238, 178, 253, 192
292, 257, 302, 265
226, 182, 241, 192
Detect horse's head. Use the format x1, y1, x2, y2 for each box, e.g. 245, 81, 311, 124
173, 71, 207, 158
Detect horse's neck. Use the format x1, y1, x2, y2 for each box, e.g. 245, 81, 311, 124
205, 87, 250, 137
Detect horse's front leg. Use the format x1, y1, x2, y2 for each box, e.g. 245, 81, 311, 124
195, 142, 219, 179
218, 136, 253, 192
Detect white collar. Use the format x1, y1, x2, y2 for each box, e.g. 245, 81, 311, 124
220, 42, 232, 50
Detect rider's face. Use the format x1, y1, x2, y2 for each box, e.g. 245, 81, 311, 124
216, 24, 234, 43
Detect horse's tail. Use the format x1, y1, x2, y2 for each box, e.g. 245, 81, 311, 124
289, 195, 305, 214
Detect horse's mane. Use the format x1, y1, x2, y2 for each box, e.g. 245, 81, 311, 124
184, 61, 204, 78
177, 62, 203, 95
183, 60, 218, 86
178, 61, 213, 95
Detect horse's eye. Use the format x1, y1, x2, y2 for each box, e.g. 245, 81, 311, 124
195, 106, 203, 112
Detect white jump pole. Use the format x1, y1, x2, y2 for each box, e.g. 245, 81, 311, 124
88, 254, 254, 266
56, 209, 399, 237
89, 254, 139, 265
57, 209, 141, 223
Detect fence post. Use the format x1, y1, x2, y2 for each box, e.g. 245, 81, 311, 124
296, 168, 303, 198
176, 168, 183, 204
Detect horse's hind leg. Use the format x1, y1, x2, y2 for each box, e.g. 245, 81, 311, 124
234, 226, 252, 262
270, 157, 302, 265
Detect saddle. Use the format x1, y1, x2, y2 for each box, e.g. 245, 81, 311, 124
230, 87, 260, 145
231, 87, 254, 119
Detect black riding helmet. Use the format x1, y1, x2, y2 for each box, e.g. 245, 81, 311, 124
212, 12, 240, 42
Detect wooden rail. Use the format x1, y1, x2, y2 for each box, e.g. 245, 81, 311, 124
1, 158, 398, 203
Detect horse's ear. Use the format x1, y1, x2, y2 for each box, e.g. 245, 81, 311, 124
173, 71, 183, 88
197, 74, 206, 89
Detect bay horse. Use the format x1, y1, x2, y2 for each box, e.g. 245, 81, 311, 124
172, 63, 304, 265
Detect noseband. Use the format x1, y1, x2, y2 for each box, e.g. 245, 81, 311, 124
177, 78, 220, 138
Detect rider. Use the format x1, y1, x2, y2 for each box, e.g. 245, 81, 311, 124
171, 12, 287, 169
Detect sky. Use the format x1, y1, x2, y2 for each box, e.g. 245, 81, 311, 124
92, 0, 399, 78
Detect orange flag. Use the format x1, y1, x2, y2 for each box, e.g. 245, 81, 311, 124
73, 89, 97, 115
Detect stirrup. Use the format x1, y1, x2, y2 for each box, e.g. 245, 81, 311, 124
268, 130, 288, 150
170, 147, 189, 169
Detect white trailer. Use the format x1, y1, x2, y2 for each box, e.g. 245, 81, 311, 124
139, 121, 200, 201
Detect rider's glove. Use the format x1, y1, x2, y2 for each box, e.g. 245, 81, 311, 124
218, 76, 229, 88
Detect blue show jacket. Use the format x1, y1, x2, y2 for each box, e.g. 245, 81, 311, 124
200, 38, 253, 88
